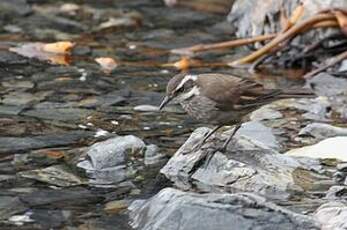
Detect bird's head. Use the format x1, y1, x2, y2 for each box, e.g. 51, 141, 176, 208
159, 73, 199, 110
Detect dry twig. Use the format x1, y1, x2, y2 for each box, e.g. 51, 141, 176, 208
230, 13, 336, 66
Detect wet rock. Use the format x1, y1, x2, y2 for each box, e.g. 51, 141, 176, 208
97, 16, 140, 31
77, 135, 145, 186
0, 105, 25, 115
2, 80, 34, 89
237, 121, 280, 150
104, 200, 130, 214
160, 127, 321, 199
133, 105, 159, 112
23, 107, 94, 122
144, 144, 168, 166
30, 209, 71, 229
228, 0, 347, 43
8, 211, 34, 226
250, 106, 283, 121
273, 97, 331, 121
337, 163, 347, 172
0, 131, 93, 154
299, 123, 347, 141
1, 91, 47, 106
0, 196, 27, 220
286, 137, 347, 161
0, 0, 32, 17
129, 188, 319, 230
306, 73, 347, 97
19, 187, 103, 207
306, 73, 347, 119
314, 201, 347, 230
325, 186, 347, 200
18, 164, 85, 187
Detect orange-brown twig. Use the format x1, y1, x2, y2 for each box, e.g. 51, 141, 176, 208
171, 34, 276, 55
230, 13, 336, 66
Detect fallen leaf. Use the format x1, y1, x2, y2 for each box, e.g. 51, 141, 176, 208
95, 57, 118, 73
42, 41, 74, 54
289, 2, 305, 24
173, 57, 190, 70
9, 41, 74, 65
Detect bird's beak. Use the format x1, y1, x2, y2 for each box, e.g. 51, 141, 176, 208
159, 96, 172, 110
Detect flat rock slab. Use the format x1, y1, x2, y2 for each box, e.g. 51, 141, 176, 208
19, 187, 103, 208
0, 196, 27, 220
161, 127, 322, 199
129, 188, 319, 230
0, 131, 94, 154
286, 136, 347, 161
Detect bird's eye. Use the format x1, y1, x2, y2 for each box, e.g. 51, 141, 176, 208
176, 87, 184, 93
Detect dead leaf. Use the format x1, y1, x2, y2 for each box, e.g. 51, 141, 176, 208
290, 2, 305, 24
9, 41, 74, 65
95, 57, 118, 73
173, 57, 191, 70
42, 41, 74, 54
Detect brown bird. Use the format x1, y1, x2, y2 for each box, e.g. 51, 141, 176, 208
159, 73, 312, 154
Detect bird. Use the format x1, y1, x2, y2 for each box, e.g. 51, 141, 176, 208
159, 73, 312, 155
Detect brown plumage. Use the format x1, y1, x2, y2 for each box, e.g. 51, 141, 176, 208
159, 73, 313, 153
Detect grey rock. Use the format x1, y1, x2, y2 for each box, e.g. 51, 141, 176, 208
2, 80, 34, 89
273, 97, 331, 121
306, 73, 347, 97
0, 105, 25, 115
77, 136, 145, 185
306, 73, 347, 120
325, 186, 347, 200
18, 164, 85, 187
144, 144, 167, 166
0, 196, 27, 220
160, 127, 321, 199
0, 0, 31, 16
314, 201, 347, 230
228, 0, 346, 44
337, 163, 347, 172
0, 131, 93, 154
133, 105, 159, 112
237, 121, 280, 150
1, 91, 47, 106
129, 188, 319, 230
250, 106, 283, 121
299, 123, 347, 141
23, 108, 94, 122
19, 187, 103, 207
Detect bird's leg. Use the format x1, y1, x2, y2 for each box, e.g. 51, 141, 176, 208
182, 125, 223, 155
202, 124, 242, 167
220, 123, 242, 152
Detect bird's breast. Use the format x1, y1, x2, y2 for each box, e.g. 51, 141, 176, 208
180, 95, 240, 125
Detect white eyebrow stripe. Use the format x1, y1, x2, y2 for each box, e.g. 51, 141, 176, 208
181, 86, 200, 100
175, 74, 197, 91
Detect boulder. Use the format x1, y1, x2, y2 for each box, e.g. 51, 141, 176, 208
129, 188, 319, 230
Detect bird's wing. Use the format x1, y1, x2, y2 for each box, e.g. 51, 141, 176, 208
197, 74, 282, 111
